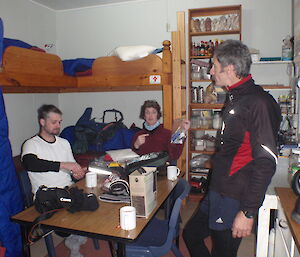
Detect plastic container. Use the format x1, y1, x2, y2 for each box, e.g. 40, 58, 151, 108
213, 112, 222, 129
282, 35, 293, 61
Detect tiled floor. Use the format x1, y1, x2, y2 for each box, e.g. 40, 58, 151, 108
30, 196, 255, 257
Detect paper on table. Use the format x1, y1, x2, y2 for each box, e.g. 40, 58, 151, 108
106, 148, 139, 162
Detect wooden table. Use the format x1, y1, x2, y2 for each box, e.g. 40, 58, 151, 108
276, 187, 300, 253
12, 175, 178, 257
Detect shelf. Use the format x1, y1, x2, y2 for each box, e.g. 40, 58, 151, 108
190, 173, 209, 178
190, 103, 224, 109
191, 79, 212, 82
252, 60, 293, 65
188, 5, 241, 185
190, 30, 241, 37
190, 55, 212, 59
190, 128, 219, 131
190, 150, 216, 155
262, 85, 291, 89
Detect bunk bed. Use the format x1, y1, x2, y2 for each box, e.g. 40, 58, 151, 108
0, 40, 175, 128
1, 12, 186, 169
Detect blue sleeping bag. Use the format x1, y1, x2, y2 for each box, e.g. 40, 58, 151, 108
62, 58, 95, 76
0, 18, 23, 257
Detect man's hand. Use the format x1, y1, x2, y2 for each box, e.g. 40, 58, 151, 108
60, 162, 86, 180
232, 211, 254, 238
134, 134, 149, 149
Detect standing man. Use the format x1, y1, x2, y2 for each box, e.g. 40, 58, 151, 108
183, 40, 282, 257
21, 104, 87, 257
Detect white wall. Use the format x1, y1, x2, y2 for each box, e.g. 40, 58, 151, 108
56, 0, 292, 60
3, 93, 59, 155
1, 0, 58, 155
0, 0, 57, 51
0, 0, 292, 155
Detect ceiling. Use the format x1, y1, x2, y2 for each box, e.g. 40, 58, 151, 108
30, 0, 142, 11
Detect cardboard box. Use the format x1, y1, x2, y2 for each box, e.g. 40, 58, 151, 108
129, 168, 157, 218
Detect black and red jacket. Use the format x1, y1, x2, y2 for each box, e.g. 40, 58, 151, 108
210, 75, 282, 214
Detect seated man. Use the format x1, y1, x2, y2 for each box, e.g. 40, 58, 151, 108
21, 104, 87, 257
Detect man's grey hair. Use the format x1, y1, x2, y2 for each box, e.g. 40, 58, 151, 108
214, 39, 252, 78
37, 104, 62, 121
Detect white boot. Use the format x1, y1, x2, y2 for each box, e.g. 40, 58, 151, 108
65, 234, 87, 257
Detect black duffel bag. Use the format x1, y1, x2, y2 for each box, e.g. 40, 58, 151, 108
28, 185, 99, 243
34, 185, 99, 215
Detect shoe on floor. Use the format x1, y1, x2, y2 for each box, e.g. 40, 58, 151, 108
65, 234, 87, 257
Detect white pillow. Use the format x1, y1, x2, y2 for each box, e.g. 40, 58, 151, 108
111, 45, 156, 61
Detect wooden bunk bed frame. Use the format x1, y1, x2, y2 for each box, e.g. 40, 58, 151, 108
0, 40, 173, 128
2, 11, 187, 171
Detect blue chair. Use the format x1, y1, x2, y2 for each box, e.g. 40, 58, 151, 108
125, 178, 190, 257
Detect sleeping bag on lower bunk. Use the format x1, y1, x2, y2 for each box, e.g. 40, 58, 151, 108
0, 87, 23, 257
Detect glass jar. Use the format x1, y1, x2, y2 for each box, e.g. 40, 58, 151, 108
213, 112, 222, 129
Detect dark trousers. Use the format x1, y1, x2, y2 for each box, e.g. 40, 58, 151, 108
183, 204, 242, 257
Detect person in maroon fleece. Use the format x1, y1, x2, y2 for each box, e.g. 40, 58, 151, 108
183, 40, 281, 257
132, 100, 190, 161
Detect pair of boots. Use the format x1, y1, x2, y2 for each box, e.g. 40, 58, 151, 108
65, 234, 87, 257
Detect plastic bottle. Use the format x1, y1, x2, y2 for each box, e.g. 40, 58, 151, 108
215, 39, 219, 49
282, 35, 293, 61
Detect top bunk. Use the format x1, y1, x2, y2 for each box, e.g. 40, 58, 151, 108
0, 40, 172, 93
0, 12, 186, 131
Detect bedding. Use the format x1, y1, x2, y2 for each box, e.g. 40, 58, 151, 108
3, 38, 45, 53
110, 45, 163, 61
0, 35, 94, 77
62, 58, 95, 76
0, 30, 162, 77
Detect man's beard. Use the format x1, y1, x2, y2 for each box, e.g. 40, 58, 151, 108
52, 129, 60, 136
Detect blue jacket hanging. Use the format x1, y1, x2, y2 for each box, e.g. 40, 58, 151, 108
0, 17, 23, 256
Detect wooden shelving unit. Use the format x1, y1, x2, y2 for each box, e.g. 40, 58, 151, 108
187, 5, 242, 197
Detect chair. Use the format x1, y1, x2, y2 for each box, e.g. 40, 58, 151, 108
125, 178, 191, 257
17, 170, 101, 257
18, 170, 57, 257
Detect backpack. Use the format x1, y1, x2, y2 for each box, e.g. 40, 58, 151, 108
72, 108, 126, 154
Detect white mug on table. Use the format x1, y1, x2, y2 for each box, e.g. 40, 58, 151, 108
120, 206, 136, 230
167, 166, 180, 181
85, 172, 97, 188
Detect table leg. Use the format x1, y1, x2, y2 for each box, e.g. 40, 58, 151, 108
117, 242, 126, 257
256, 194, 278, 257
21, 225, 31, 257
256, 206, 271, 257
164, 198, 171, 219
